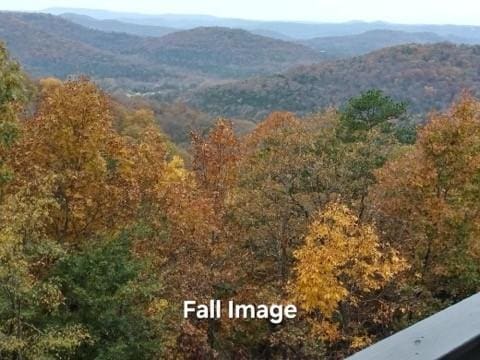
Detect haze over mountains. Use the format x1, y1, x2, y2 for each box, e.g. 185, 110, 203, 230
44, 7, 480, 41
302, 30, 446, 58
2, 7, 480, 134
60, 13, 294, 41
0, 11, 323, 99
60, 13, 177, 37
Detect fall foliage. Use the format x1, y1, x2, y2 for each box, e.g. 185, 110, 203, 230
373, 94, 480, 300
1, 40, 479, 359
292, 202, 406, 354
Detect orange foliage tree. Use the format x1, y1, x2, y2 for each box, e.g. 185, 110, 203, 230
9, 79, 141, 243
373, 94, 480, 299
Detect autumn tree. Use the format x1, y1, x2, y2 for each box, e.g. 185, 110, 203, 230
374, 94, 480, 300
191, 119, 241, 216
0, 45, 89, 359
0, 43, 29, 188
292, 202, 405, 356
0, 175, 90, 359
231, 112, 316, 287
9, 79, 142, 243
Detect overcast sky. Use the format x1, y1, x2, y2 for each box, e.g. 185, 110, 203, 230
2, 0, 479, 25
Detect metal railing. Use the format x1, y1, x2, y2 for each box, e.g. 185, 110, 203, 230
347, 293, 480, 360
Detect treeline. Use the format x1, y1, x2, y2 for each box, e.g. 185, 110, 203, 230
1, 44, 480, 359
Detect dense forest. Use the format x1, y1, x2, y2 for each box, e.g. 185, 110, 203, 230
1, 37, 480, 359
188, 43, 480, 120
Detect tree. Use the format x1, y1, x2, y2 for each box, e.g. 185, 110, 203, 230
9, 79, 140, 243
291, 202, 405, 356
340, 89, 407, 136
50, 232, 165, 359
337, 128, 400, 220
374, 94, 480, 299
0, 43, 29, 187
0, 45, 90, 360
335, 91, 411, 219
231, 112, 317, 286
191, 119, 241, 216
0, 177, 89, 359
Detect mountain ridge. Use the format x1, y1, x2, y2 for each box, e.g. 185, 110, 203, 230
301, 29, 451, 58
60, 13, 178, 37
43, 7, 480, 41
0, 11, 321, 92
186, 43, 480, 120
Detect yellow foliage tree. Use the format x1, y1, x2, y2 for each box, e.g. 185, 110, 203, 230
0, 176, 90, 358
9, 79, 140, 243
292, 202, 406, 350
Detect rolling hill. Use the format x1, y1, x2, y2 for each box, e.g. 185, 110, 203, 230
44, 8, 480, 42
186, 43, 480, 120
60, 13, 177, 37
0, 12, 167, 80
4, 11, 480, 126
0, 12, 322, 95
60, 13, 294, 41
140, 27, 321, 78
302, 30, 447, 58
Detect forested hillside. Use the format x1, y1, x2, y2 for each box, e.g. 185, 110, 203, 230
189, 43, 480, 120
144, 27, 321, 77
5, 11, 480, 131
0, 12, 320, 84
0, 11, 184, 84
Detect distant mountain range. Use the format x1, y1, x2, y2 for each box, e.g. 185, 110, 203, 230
0, 12, 161, 80
60, 12, 455, 54
140, 27, 321, 78
47, 12, 473, 61
0, 12, 321, 97
2, 10, 480, 127
302, 30, 450, 58
60, 13, 177, 37
187, 43, 480, 120
59, 13, 294, 41
44, 7, 480, 42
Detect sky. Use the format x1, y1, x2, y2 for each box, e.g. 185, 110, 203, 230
1, 0, 479, 25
